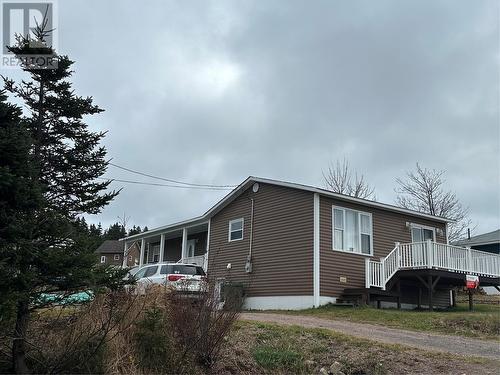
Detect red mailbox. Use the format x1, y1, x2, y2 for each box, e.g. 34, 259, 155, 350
466, 275, 479, 289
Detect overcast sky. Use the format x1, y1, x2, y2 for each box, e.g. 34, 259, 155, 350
9, 0, 499, 234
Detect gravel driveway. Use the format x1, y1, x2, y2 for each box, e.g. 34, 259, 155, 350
240, 312, 500, 360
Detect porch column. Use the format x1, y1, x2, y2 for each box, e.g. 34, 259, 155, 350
122, 241, 128, 268
139, 238, 145, 267
159, 234, 165, 263
181, 228, 188, 261
204, 220, 211, 271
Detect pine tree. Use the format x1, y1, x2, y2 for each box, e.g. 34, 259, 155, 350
104, 222, 127, 240
1, 21, 123, 372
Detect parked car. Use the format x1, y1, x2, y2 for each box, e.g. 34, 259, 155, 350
132, 263, 206, 293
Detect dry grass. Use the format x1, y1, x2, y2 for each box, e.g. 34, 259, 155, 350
214, 321, 500, 375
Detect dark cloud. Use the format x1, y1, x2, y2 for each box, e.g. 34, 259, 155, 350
34, 0, 498, 233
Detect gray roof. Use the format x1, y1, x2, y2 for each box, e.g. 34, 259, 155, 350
454, 229, 500, 247
122, 176, 452, 242
95, 240, 123, 254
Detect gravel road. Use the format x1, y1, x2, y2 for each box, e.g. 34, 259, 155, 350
240, 312, 500, 360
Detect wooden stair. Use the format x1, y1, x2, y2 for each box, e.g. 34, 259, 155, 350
338, 287, 401, 308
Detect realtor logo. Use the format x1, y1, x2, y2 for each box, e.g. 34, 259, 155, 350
1, 0, 58, 69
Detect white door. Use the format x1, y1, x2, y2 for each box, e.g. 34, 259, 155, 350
186, 239, 196, 258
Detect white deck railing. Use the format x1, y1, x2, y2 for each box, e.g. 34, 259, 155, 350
179, 254, 207, 270
366, 241, 500, 289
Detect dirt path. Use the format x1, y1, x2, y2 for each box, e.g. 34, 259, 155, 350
240, 313, 500, 360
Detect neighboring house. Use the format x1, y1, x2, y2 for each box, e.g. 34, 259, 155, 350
454, 229, 500, 254
454, 229, 500, 295
120, 177, 500, 310
96, 240, 140, 267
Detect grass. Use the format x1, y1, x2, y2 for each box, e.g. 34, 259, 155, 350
265, 303, 500, 340
214, 321, 497, 375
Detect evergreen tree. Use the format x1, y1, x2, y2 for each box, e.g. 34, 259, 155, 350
1, 22, 123, 372
103, 222, 127, 240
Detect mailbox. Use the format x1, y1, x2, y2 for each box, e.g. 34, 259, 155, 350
465, 275, 479, 289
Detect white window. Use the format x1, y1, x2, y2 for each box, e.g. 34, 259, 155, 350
411, 225, 435, 243
100, 255, 106, 263
114, 254, 120, 261
332, 206, 373, 255
228, 218, 244, 242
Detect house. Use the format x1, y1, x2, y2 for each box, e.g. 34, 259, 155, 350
454, 229, 500, 294
96, 240, 140, 267
120, 177, 500, 310
454, 229, 500, 254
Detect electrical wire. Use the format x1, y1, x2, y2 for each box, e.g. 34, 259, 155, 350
109, 162, 237, 188
97, 177, 233, 191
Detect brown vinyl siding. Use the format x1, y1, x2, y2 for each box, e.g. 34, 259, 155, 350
319, 195, 447, 297
208, 183, 314, 297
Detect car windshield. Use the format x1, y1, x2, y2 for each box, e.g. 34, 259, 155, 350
160, 264, 205, 276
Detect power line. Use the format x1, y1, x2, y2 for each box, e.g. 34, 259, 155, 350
109, 162, 237, 188
98, 177, 233, 191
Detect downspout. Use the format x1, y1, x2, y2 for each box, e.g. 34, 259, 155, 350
245, 198, 254, 273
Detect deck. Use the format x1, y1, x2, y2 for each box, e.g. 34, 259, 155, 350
366, 241, 500, 290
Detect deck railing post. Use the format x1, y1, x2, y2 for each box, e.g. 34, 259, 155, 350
380, 257, 386, 290
426, 239, 433, 268
365, 258, 370, 288
466, 247, 472, 272
395, 242, 400, 268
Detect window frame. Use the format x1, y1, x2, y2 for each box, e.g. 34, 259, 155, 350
228, 218, 244, 242
410, 224, 435, 243
100, 255, 106, 263
332, 206, 373, 256
114, 254, 120, 261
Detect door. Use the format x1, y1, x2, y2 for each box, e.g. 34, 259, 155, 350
186, 239, 196, 258
411, 227, 434, 242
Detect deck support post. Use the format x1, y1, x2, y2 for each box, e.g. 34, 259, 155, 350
428, 275, 433, 312
396, 280, 401, 310
417, 287, 422, 309
468, 289, 474, 311
452, 289, 457, 307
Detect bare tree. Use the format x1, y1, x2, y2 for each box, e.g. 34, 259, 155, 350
322, 158, 376, 199
395, 163, 472, 242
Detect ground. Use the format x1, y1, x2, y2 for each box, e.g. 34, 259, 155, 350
240, 312, 500, 360
262, 302, 500, 340
215, 321, 499, 375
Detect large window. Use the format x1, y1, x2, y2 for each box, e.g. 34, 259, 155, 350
333, 206, 372, 255
228, 218, 244, 242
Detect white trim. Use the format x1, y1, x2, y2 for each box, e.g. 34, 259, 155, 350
313, 193, 320, 307
244, 295, 337, 310
228, 218, 244, 242
100, 255, 106, 264
332, 205, 373, 256
113, 254, 120, 261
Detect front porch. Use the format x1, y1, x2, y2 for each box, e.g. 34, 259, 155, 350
122, 221, 210, 270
